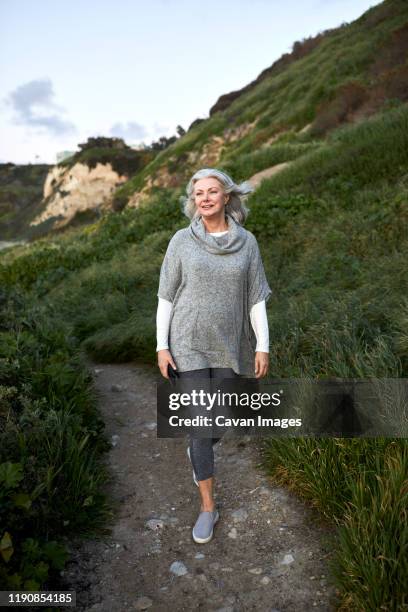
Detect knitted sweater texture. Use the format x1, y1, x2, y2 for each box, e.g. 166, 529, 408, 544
157, 213, 272, 375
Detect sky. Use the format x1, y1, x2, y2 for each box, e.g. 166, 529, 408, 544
0, 0, 383, 165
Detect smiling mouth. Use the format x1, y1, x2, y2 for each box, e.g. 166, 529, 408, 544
201, 204, 214, 209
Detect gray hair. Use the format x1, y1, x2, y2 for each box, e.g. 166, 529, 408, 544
181, 168, 253, 225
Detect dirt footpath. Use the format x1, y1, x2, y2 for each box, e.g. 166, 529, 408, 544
61, 361, 340, 611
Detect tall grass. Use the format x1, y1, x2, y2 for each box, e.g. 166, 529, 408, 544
258, 438, 407, 610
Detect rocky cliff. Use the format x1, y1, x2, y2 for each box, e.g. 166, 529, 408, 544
30, 161, 128, 229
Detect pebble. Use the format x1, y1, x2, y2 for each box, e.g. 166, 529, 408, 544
145, 519, 164, 531
228, 527, 238, 539
94, 368, 103, 375
280, 554, 295, 565
231, 508, 248, 522
111, 384, 124, 392
194, 552, 205, 559
248, 567, 263, 574
260, 576, 271, 585
111, 435, 120, 447
134, 596, 153, 610
144, 421, 157, 430
169, 561, 188, 576
150, 542, 161, 553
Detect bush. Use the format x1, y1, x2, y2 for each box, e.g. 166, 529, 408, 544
0, 287, 112, 590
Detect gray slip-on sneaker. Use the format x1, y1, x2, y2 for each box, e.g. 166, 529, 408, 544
192, 510, 220, 544
187, 446, 199, 487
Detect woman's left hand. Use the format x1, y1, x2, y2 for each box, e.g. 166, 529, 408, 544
254, 351, 269, 378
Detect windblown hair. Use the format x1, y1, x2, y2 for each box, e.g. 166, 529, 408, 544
181, 168, 254, 225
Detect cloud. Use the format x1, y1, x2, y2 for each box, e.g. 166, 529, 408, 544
109, 121, 147, 141
6, 78, 76, 136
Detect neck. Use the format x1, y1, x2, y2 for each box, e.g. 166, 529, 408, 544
201, 213, 229, 233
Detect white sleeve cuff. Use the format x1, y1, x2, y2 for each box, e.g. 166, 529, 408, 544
156, 297, 172, 352
250, 300, 269, 353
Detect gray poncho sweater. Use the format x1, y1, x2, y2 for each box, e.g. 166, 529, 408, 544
157, 213, 272, 376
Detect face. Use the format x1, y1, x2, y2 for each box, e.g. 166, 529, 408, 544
193, 177, 229, 219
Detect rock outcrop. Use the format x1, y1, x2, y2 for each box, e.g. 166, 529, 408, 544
30, 162, 128, 229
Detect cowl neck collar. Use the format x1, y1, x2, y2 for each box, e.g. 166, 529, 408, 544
189, 213, 247, 255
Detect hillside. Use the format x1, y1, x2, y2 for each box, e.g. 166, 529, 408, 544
0, 138, 158, 243
0, 162, 51, 241
114, 0, 408, 207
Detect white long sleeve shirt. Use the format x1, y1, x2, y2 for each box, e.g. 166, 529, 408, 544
156, 230, 270, 353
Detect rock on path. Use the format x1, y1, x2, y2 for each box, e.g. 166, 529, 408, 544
59, 361, 339, 611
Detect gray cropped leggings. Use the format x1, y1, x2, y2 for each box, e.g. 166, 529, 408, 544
177, 367, 241, 481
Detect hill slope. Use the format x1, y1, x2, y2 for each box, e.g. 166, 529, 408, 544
115, 0, 408, 207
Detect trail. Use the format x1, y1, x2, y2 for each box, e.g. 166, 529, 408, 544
247, 162, 291, 189
61, 361, 339, 611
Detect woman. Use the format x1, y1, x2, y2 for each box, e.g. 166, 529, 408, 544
156, 168, 272, 544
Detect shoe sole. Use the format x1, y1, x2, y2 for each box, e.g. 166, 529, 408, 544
192, 512, 219, 544
187, 446, 199, 487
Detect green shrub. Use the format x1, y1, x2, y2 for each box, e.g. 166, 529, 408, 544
0, 287, 112, 590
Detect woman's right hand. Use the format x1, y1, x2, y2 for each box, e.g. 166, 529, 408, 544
157, 349, 177, 379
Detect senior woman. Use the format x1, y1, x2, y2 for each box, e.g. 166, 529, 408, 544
156, 167, 272, 544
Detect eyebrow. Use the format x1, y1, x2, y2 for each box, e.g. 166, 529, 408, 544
195, 187, 218, 192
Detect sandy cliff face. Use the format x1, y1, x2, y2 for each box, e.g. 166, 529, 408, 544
30, 162, 128, 228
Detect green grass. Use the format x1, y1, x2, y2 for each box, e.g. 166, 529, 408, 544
0, 287, 113, 590
219, 142, 323, 182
